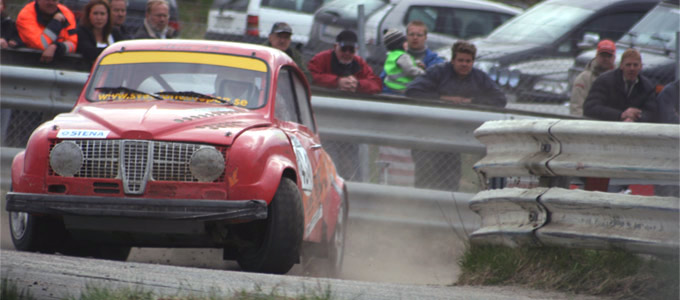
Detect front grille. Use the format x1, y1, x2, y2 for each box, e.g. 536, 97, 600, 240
121, 140, 152, 194
49, 139, 226, 195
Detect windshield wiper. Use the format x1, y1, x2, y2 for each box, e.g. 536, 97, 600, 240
95, 86, 162, 100
155, 91, 230, 104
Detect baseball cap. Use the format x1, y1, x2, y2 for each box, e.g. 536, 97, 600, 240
336, 30, 358, 47
270, 22, 292, 34
597, 40, 616, 54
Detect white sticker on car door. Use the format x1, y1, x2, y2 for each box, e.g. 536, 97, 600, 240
289, 135, 313, 196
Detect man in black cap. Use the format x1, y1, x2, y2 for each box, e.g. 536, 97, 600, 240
265, 22, 307, 76
307, 29, 382, 94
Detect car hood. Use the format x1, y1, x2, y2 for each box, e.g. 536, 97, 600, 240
49, 101, 271, 145
509, 57, 575, 77
475, 40, 548, 64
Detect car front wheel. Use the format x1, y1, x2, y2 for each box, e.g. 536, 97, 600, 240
237, 177, 304, 274
10, 212, 67, 254
327, 195, 347, 277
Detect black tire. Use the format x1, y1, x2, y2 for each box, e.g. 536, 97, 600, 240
9, 212, 67, 254
327, 195, 348, 277
237, 177, 304, 274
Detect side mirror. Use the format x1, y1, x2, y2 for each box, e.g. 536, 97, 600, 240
577, 32, 600, 50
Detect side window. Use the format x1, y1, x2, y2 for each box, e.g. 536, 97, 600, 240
579, 12, 646, 42
275, 69, 298, 123
292, 72, 316, 132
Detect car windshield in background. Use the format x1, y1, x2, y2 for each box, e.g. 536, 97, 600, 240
486, 3, 593, 44
320, 0, 387, 17
85, 52, 269, 109
212, 0, 249, 11
618, 5, 679, 51
406, 5, 515, 39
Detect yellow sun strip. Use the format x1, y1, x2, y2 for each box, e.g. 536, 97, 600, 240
99, 51, 267, 72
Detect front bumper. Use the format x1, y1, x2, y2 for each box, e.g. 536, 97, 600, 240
5, 192, 268, 222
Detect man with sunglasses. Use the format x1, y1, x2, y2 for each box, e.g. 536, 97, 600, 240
570, 39, 617, 116
308, 30, 382, 94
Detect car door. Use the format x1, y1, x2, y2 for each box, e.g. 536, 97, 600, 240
274, 67, 329, 239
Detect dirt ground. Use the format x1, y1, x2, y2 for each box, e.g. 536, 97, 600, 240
0, 188, 464, 285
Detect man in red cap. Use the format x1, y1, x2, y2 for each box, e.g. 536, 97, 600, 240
569, 39, 616, 116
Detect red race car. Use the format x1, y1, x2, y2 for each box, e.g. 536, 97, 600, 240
6, 39, 348, 275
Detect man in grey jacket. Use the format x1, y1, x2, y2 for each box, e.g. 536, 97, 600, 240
569, 40, 616, 116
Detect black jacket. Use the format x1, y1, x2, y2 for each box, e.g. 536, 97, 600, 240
583, 68, 657, 122
76, 26, 124, 65
405, 63, 507, 107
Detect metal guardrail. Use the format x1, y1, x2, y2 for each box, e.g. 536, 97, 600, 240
473, 119, 680, 182
470, 119, 680, 256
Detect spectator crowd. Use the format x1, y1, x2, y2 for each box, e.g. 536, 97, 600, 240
1, 0, 677, 194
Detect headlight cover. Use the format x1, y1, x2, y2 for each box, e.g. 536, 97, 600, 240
533, 79, 569, 95
50, 141, 84, 177
508, 70, 521, 88
189, 146, 225, 182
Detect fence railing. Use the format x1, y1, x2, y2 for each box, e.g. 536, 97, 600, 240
470, 119, 680, 256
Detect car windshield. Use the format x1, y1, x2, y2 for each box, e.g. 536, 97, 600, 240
85, 51, 269, 109
486, 2, 592, 44
320, 0, 388, 18
618, 5, 679, 52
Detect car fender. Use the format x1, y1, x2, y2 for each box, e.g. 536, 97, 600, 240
13, 123, 54, 193
225, 127, 298, 204
322, 159, 347, 242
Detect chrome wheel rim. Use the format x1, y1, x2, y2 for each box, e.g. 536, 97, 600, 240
10, 212, 28, 240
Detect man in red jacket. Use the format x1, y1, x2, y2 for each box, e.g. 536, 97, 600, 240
16, 0, 77, 63
308, 30, 382, 94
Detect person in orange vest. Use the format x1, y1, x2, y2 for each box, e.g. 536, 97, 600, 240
16, 0, 77, 63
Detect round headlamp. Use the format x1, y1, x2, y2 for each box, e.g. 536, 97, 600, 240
189, 147, 225, 182
488, 66, 499, 82
50, 141, 83, 177
508, 70, 521, 88
498, 68, 510, 86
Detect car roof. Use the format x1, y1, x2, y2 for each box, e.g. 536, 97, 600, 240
546, 0, 660, 9
100, 39, 295, 69
395, 0, 522, 15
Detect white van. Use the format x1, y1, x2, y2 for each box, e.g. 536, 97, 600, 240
205, 0, 331, 45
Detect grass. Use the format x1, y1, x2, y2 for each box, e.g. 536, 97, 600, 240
0, 278, 335, 300
457, 244, 680, 300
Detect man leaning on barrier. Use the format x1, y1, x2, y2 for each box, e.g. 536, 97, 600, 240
16, 0, 78, 63
583, 48, 657, 122
405, 40, 506, 191
264, 22, 308, 79
110, 0, 132, 40
133, 0, 176, 39
569, 39, 617, 116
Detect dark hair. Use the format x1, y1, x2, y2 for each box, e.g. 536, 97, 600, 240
80, 0, 112, 39
451, 40, 476, 60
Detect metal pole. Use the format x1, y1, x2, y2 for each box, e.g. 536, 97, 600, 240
357, 4, 366, 59
676, 31, 679, 81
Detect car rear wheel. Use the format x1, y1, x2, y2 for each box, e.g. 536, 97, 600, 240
327, 195, 348, 277
237, 177, 304, 274
10, 212, 67, 254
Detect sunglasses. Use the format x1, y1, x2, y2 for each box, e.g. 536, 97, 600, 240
340, 46, 355, 53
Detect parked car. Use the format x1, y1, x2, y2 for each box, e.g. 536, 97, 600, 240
5, 39, 348, 275
204, 0, 331, 46
306, 0, 521, 67
62, 0, 181, 35
437, 0, 660, 103
568, 0, 678, 99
